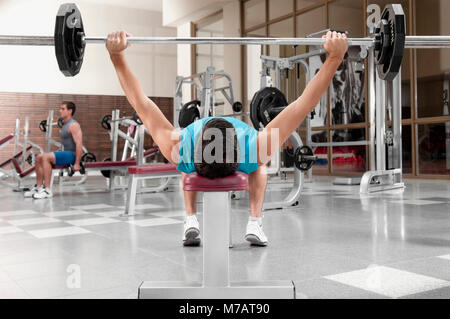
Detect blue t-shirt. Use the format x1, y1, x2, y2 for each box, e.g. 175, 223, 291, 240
177, 117, 259, 174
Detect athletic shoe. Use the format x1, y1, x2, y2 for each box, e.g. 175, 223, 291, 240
24, 185, 39, 198
183, 214, 201, 246
245, 220, 268, 246
32, 187, 53, 199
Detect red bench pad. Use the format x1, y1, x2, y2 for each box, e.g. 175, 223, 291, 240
183, 172, 248, 192
20, 166, 36, 178
0, 134, 14, 146
0, 146, 33, 168
84, 160, 136, 169
128, 164, 178, 175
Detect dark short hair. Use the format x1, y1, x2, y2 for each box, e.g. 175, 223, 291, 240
194, 118, 240, 179
62, 101, 76, 116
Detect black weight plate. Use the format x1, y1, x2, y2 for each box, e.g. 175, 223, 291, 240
294, 146, 315, 171
101, 114, 112, 130
79, 162, 86, 175
250, 87, 288, 129
39, 120, 47, 132
81, 152, 96, 163
284, 147, 295, 168
374, 19, 390, 66
25, 154, 33, 166
100, 157, 111, 178
132, 111, 143, 125
178, 100, 201, 128
57, 117, 65, 128
232, 101, 243, 113
376, 4, 405, 81
54, 3, 86, 77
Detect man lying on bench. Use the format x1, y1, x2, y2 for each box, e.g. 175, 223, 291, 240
24, 102, 83, 199
107, 30, 347, 246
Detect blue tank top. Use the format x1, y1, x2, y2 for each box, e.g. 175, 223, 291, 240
177, 117, 259, 174
60, 118, 77, 153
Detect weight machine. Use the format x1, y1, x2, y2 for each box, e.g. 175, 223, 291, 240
0, 117, 43, 190
257, 50, 325, 209
174, 66, 244, 128
94, 109, 172, 193
258, 28, 406, 194
359, 47, 404, 193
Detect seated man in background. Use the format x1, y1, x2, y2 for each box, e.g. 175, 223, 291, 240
106, 31, 347, 246
24, 102, 83, 199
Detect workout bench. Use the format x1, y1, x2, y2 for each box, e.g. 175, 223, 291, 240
138, 171, 295, 299
124, 164, 179, 216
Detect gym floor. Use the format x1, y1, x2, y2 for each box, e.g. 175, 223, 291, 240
0, 176, 449, 299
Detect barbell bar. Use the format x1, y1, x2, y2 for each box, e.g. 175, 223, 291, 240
1, 3, 450, 79
2, 35, 450, 49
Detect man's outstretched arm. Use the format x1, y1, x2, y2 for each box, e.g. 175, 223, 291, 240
107, 31, 179, 164
257, 31, 348, 164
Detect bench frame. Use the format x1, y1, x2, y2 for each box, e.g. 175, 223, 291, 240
138, 172, 295, 299
124, 165, 180, 216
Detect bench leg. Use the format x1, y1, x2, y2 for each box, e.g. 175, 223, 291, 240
203, 192, 230, 287
138, 190, 295, 299
50, 170, 55, 189
124, 174, 138, 216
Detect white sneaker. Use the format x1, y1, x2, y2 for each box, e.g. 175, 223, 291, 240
183, 214, 201, 246
32, 187, 53, 199
245, 221, 268, 246
24, 185, 39, 198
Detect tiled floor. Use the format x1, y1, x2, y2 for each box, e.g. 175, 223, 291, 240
0, 175, 449, 299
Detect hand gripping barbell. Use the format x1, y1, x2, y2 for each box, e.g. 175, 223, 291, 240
1, 4, 450, 79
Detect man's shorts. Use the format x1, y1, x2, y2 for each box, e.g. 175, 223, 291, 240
54, 151, 76, 166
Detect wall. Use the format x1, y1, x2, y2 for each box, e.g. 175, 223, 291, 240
223, 1, 243, 114
163, 0, 234, 26
172, 1, 242, 115
177, 23, 193, 103
0, 0, 177, 97
416, 0, 450, 78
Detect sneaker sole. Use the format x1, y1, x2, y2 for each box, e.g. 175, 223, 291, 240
183, 228, 201, 247
245, 234, 267, 246
32, 195, 53, 200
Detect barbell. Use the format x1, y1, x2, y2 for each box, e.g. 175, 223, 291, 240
1, 4, 450, 79
100, 111, 143, 130
39, 117, 64, 132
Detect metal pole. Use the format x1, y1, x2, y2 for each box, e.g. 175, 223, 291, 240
2, 35, 450, 48
47, 110, 53, 152
137, 125, 145, 166
392, 69, 402, 170
14, 119, 20, 156
203, 67, 213, 118
111, 110, 119, 162
22, 117, 29, 171
368, 48, 376, 171
375, 72, 386, 171
203, 192, 230, 287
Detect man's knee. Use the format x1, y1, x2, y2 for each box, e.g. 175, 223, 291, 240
42, 153, 55, 165
36, 154, 43, 165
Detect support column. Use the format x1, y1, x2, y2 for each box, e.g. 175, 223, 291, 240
203, 192, 230, 287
